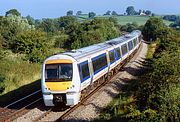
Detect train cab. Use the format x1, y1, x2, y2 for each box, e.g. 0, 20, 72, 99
41, 55, 81, 106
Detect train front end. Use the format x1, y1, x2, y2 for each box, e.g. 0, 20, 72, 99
41, 54, 80, 106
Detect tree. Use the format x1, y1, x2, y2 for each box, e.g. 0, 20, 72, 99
111, 11, 118, 16
126, 6, 136, 15
5, 9, 21, 16
104, 10, 111, 15
142, 17, 165, 41
152, 13, 155, 17
163, 15, 179, 21
139, 9, 142, 15
26, 15, 35, 25
57, 16, 78, 30
120, 22, 139, 32
14, 30, 50, 62
67, 10, 73, 16
88, 12, 96, 19
70, 18, 119, 49
145, 10, 152, 15
37, 18, 58, 33
0, 15, 32, 49
76, 11, 82, 16
54, 33, 69, 48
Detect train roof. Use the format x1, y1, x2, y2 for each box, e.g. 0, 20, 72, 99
62, 30, 141, 60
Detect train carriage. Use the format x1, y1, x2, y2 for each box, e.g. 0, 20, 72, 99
41, 30, 142, 106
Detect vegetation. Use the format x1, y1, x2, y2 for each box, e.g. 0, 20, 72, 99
97, 17, 180, 121
163, 15, 180, 22
0, 9, 120, 100
0, 9, 178, 116
88, 12, 96, 19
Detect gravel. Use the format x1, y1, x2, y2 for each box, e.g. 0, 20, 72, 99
63, 42, 148, 121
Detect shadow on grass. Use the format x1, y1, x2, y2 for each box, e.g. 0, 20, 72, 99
0, 79, 41, 107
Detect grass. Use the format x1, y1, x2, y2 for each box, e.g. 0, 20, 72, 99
77, 15, 173, 26
0, 47, 65, 105
0, 50, 41, 96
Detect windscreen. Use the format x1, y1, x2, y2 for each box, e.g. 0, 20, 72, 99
45, 63, 73, 81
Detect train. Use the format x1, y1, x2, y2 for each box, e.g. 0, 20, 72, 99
41, 30, 142, 106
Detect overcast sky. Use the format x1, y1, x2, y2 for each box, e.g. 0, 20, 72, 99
0, 0, 180, 19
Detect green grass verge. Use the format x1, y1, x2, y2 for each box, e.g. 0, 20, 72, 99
0, 50, 42, 106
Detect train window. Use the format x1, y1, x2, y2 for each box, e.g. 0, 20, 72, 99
79, 61, 90, 82
138, 35, 141, 42
133, 38, 137, 47
115, 47, 121, 59
92, 53, 108, 74
45, 63, 73, 81
128, 41, 133, 50
121, 44, 128, 56
109, 50, 115, 64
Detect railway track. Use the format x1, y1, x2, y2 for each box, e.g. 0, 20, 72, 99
0, 90, 43, 122
34, 43, 143, 122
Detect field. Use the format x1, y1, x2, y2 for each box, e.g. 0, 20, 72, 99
77, 15, 172, 26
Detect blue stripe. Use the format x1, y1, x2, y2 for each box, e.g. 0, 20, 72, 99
81, 75, 90, 83
94, 65, 108, 75
110, 59, 116, 65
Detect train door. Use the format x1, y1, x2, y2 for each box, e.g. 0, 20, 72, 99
88, 57, 94, 86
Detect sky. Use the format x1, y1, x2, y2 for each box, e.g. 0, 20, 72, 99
0, 0, 180, 19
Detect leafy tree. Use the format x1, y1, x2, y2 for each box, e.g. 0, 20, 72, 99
139, 9, 142, 14
120, 22, 139, 32
152, 13, 155, 17
37, 18, 58, 33
57, 16, 78, 30
170, 19, 180, 30
14, 30, 50, 62
145, 10, 152, 15
26, 15, 35, 25
67, 10, 73, 16
111, 11, 118, 16
142, 17, 165, 41
71, 18, 119, 49
88, 12, 96, 19
5, 9, 21, 16
126, 6, 136, 15
76, 11, 82, 16
104, 10, 111, 15
0, 15, 32, 49
54, 33, 69, 48
163, 15, 179, 21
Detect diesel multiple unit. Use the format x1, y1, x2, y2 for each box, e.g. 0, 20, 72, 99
41, 30, 142, 106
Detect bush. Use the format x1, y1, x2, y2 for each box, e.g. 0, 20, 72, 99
13, 30, 50, 62
0, 74, 5, 93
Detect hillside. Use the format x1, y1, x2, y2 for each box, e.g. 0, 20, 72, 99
77, 15, 172, 25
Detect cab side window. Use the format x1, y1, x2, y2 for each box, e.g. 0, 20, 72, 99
79, 61, 90, 82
